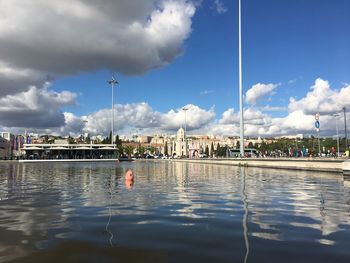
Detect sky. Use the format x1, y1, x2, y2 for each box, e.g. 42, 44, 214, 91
0, 0, 350, 138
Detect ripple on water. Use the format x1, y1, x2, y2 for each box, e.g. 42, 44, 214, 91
1, 162, 350, 263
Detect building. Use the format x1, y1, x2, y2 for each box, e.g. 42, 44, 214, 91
0, 132, 14, 159
0, 137, 11, 159
22, 143, 118, 159
173, 128, 188, 157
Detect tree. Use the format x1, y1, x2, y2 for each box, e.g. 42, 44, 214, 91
115, 135, 123, 155
68, 136, 75, 144
205, 145, 209, 156
138, 144, 146, 157
164, 141, 168, 156
148, 146, 156, 154
210, 142, 214, 157
124, 145, 135, 157
216, 145, 227, 157
109, 131, 112, 144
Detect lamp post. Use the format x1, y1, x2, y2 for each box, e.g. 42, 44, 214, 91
182, 107, 188, 157
344, 107, 348, 151
334, 113, 340, 157
107, 76, 118, 145
238, 0, 245, 157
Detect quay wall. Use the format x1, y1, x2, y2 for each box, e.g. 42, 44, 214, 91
168, 158, 346, 173
2, 158, 350, 175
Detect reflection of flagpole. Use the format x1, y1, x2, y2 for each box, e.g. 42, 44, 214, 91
105, 175, 114, 246
240, 167, 249, 263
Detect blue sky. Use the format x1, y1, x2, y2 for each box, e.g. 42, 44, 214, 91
0, 0, 350, 137
52, 0, 350, 116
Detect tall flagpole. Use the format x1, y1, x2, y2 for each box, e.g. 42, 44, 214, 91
239, 0, 245, 157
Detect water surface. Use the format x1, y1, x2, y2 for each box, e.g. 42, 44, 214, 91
0, 161, 350, 262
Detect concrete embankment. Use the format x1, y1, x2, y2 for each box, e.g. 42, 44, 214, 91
169, 158, 350, 174
17, 159, 119, 163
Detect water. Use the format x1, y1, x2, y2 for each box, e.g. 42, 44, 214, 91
1, 161, 350, 263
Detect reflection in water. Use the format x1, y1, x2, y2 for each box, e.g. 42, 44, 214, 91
240, 167, 249, 263
1, 161, 350, 263
105, 174, 114, 247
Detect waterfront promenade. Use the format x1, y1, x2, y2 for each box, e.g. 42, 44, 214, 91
167, 158, 350, 174
2, 157, 350, 175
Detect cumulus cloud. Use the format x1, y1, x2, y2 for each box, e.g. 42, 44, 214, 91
288, 78, 350, 115
260, 105, 288, 112
0, 84, 77, 128
161, 104, 216, 131
216, 107, 274, 136
41, 103, 215, 137
0, 0, 196, 95
245, 83, 279, 105
0, 0, 197, 129
2, 77, 349, 138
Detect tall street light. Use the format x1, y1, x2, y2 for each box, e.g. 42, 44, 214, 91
108, 76, 118, 145
344, 107, 348, 151
238, 0, 245, 157
182, 107, 188, 157
333, 113, 340, 157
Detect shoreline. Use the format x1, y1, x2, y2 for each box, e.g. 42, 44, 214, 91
167, 158, 349, 174
1, 158, 350, 175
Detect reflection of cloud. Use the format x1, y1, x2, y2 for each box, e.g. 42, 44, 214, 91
245, 168, 350, 241
1, 161, 350, 262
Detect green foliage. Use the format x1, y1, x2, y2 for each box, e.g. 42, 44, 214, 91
68, 136, 75, 144
148, 146, 157, 154
216, 145, 228, 157
164, 141, 168, 156
205, 145, 209, 156
115, 135, 123, 155
210, 142, 214, 157
124, 145, 135, 157
137, 143, 146, 156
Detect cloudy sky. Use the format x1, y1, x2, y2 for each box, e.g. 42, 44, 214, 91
0, 0, 349, 138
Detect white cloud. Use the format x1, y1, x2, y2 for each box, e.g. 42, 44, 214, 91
0, 0, 197, 129
41, 103, 216, 137
288, 78, 350, 115
0, 84, 77, 128
260, 105, 288, 112
245, 83, 279, 105
214, 0, 228, 14
2, 78, 349, 138
162, 104, 216, 131
0, 0, 196, 97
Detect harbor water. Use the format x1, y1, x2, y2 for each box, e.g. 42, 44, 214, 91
0, 161, 350, 262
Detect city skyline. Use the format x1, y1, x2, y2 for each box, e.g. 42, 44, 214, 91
0, 0, 350, 138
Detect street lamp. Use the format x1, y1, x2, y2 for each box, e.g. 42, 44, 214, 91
107, 76, 118, 145
182, 107, 188, 157
333, 113, 340, 157
238, 0, 245, 157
